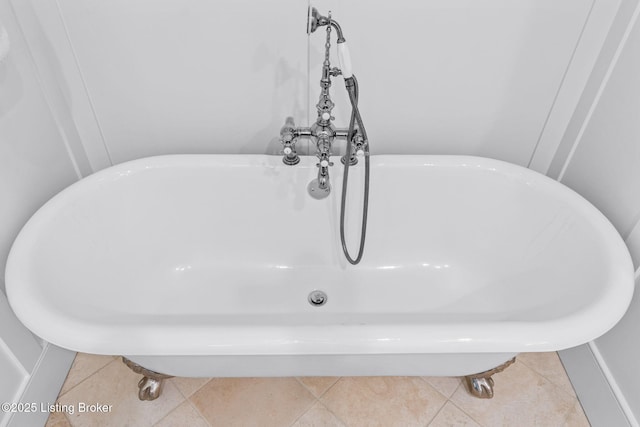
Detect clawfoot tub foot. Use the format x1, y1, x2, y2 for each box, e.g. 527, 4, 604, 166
137, 376, 164, 401
464, 357, 516, 399
121, 357, 173, 401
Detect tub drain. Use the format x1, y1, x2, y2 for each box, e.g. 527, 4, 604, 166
308, 290, 327, 306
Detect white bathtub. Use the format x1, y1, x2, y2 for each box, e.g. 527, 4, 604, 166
5, 155, 634, 378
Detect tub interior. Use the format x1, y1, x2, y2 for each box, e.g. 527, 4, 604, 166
22, 156, 612, 324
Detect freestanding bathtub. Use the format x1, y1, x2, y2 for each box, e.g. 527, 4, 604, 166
5, 154, 634, 399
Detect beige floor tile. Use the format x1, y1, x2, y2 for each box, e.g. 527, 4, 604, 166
563, 401, 591, 427
450, 360, 578, 427
422, 376, 462, 398
518, 352, 577, 398
291, 401, 346, 427
170, 377, 212, 398
153, 401, 209, 427
59, 353, 116, 396
320, 376, 447, 427
50, 351, 590, 427
58, 359, 184, 427
428, 402, 481, 427
45, 411, 72, 427
190, 377, 315, 427
297, 377, 340, 398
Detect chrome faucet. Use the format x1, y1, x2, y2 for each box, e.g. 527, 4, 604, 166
279, 8, 365, 199
280, 7, 371, 265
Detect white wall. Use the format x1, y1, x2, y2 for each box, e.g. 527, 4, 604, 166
557, 8, 640, 252
0, 1, 78, 425
311, 0, 597, 164
22, 0, 617, 169
553, 0, 640, 424
54, 0, 310, 165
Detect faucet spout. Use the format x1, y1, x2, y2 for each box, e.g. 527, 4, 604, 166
316, 151, 332, 189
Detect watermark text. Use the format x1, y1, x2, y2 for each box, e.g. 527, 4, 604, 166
1, 402, 112, 415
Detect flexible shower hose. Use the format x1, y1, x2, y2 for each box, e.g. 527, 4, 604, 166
340, 74, 370, 265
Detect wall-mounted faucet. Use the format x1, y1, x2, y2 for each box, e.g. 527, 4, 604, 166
280, 8, 365, 200
280, 7, 371, 265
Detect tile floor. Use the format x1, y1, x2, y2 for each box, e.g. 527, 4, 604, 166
45, 352, 589, 427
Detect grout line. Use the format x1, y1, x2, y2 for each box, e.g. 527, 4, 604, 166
321, 400, 350, 427
168, 377, 214, 427
184, 396, 213, 427
57, 356, 118, 399
286, 396, 319, 427
430, 378, 489, 427
446, 400, 485, 427
44, 410, 74, 427
170, 377, 213, 400
417, 375, 463, 400
151, 404, 176, 427
517, 352, 579, 400
152, 398, 212, 427
295, 376, 341, 399
306, 377, 351, 427
417, 376, 446, 400
321, 376, 343, 399
450, 379, 463, 398
293, 377, 316, 398
291, 377, 345, 426
518, 359, 585, 416
424, 399, 447, 426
